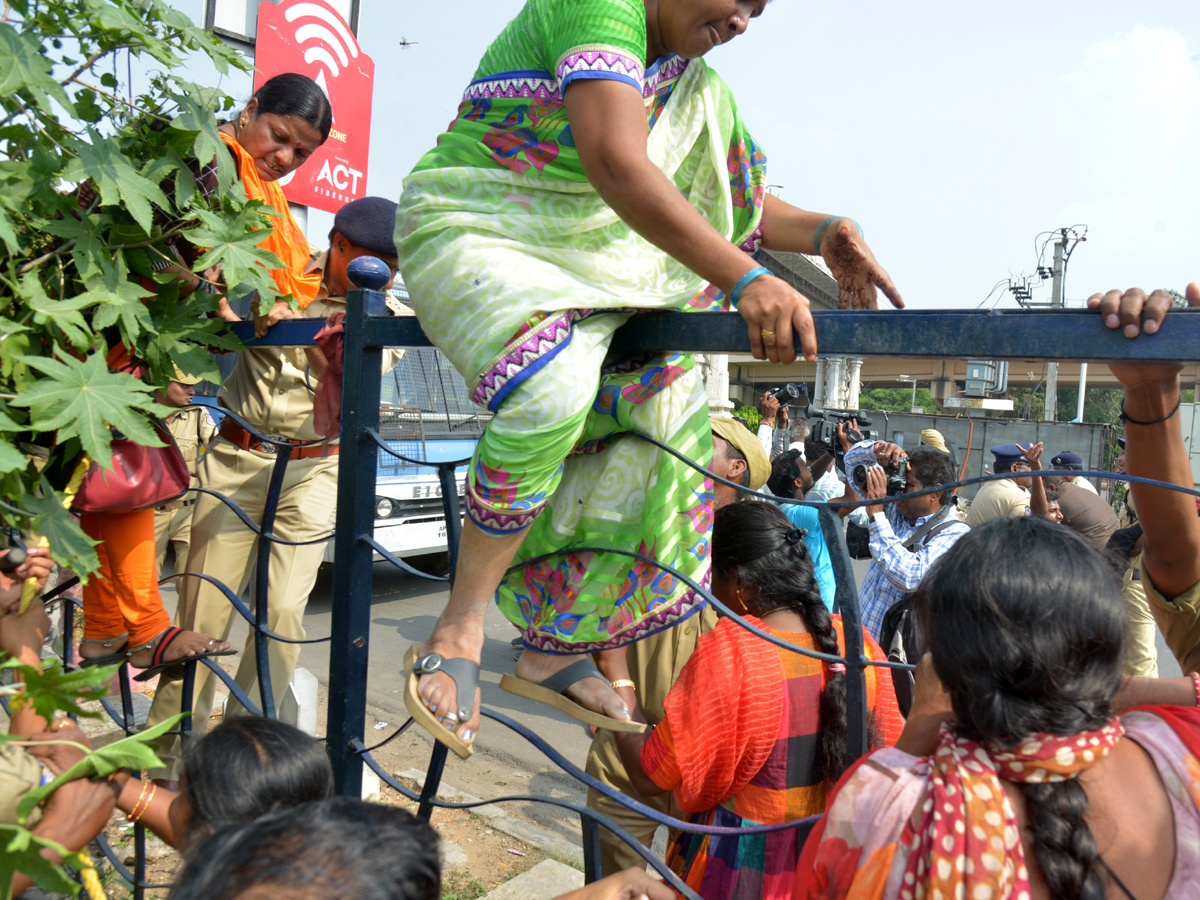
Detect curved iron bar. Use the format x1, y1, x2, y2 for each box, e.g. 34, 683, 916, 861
355, 738, 707, 900
89, 655, 264, 738
486, 708, 822, 837
356, 718, 415, 753
367, 428, 474, 468
40, 575, 80, 603
362, 535, 450, 583
626, 429, 1200, 509
158, 573, 331, 645
93, 831, 136, 888
215, 405, 337, 452
511, 544, 862, 667
91, 829, 169, 894
186, 486, 334, 546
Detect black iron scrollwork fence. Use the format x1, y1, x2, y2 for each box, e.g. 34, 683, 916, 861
9, 262, 1199, 899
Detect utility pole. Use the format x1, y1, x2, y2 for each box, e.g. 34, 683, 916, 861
1043, 230, 1066, 422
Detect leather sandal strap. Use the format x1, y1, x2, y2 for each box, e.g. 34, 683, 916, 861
413, 654, 479, 721
537, 657, 607, 696
149, 627, 184, 667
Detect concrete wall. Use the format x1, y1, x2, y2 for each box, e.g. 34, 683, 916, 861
857, 412, 1119, 502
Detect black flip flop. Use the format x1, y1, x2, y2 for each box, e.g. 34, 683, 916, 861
132, 627, 236, 682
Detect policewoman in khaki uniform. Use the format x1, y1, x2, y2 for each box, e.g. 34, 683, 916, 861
147, 198, 406, 777
153, 368, 219, 573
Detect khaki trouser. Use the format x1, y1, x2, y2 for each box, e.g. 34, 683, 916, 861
583, 605, 718, 875
1121, 553, 1158, 678
1142, 562, 1200, 676
586, 729, 686, 875
154, 500, 196, 575
144, 438, 338, 777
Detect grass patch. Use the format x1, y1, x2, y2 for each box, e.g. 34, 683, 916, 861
441, 870, 487, 900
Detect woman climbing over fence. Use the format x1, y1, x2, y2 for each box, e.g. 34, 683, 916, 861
397, 0, 903, 757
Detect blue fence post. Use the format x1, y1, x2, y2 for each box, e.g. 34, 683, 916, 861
819, 504, 869, 761
327, 257, 390, 796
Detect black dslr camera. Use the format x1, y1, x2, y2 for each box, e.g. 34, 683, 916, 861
852, 457, 909, 496
767, 383, 805, 402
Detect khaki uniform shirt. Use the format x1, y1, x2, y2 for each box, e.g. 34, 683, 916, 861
965, 477, 1030, 527
1071, 476, 1099, 496
219, 252, 408, 439
0, 744, 44, 826
163, 405, 218, 488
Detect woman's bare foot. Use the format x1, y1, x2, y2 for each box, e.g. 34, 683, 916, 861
514, 649, 632, 722
126, 629, 230, 669
416, 617, 484, 742
78, 633, 129, 661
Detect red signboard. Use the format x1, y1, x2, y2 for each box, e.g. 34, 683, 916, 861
254, 0, 374, 213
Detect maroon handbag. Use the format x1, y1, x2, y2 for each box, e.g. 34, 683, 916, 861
71, 419, 191, 513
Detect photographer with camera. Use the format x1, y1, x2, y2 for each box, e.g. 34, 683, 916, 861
757, 385, 806, 461
843, 440, 970, 639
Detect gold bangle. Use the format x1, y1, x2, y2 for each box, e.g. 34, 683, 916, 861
130, 783, 158, 824
610, 679, 635, 691
126, 779, 151, 823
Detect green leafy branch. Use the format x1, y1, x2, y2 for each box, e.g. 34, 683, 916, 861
0, 0, 298, 578
0, 661, 185, 898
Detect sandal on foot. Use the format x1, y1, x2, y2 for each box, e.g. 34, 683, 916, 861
131, 627, 236, 682
403, 646, 477, 760
500, 658, 650, 734
79, 633, 129, 668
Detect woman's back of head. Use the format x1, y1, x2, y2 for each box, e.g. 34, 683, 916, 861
182, 716, 334, 847
915, 516, 1125, 745
914, 517, 1128, 900
711, 500, 848, 783
711, 500, 821, 612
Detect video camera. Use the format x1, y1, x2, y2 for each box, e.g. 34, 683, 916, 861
805, 404, 879, 463
852, 457, 909, 497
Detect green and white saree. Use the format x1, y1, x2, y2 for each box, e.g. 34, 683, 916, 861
395, 0, 768, 652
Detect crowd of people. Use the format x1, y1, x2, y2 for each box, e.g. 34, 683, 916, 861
4, 0, 1200, 897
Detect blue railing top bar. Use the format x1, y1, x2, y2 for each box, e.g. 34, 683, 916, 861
231, 308, 1200, 362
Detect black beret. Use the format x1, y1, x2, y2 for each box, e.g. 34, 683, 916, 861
1051, 451, 1084, 468
333, 196, 399, 259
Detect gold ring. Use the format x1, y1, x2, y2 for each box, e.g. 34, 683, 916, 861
761, 329, 776, 337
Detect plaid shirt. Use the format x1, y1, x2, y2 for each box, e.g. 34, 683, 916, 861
844, 441, 971, 639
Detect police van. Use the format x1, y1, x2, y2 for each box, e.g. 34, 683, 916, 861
321, 337, 486, 568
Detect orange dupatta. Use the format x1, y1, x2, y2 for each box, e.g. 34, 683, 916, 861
220, 132, 322, 308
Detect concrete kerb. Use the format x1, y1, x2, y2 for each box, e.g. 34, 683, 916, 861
393, 768, 584, 866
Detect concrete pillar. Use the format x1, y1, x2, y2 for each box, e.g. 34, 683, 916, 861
824, 357, 845, 409
845, 358, 864, 410
278, 667, 319, 736
813, 359, 827, 406
701, 353, 735, 417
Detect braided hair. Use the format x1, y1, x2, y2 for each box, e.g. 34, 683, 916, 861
914, 517, 1125, 900
711, 500, 849, 784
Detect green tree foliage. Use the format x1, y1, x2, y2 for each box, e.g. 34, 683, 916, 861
0, 659, 183, 898
733, 405, 761, 430
0, 0, 289, 577
858, 387, 933, 413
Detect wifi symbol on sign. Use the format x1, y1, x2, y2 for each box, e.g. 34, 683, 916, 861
284, 1, 359, 97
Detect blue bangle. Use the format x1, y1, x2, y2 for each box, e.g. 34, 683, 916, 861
728, 266, 772, 309
813, 216, 864, 254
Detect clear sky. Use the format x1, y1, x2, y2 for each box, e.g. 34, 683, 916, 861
174, 0, 1198, 311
